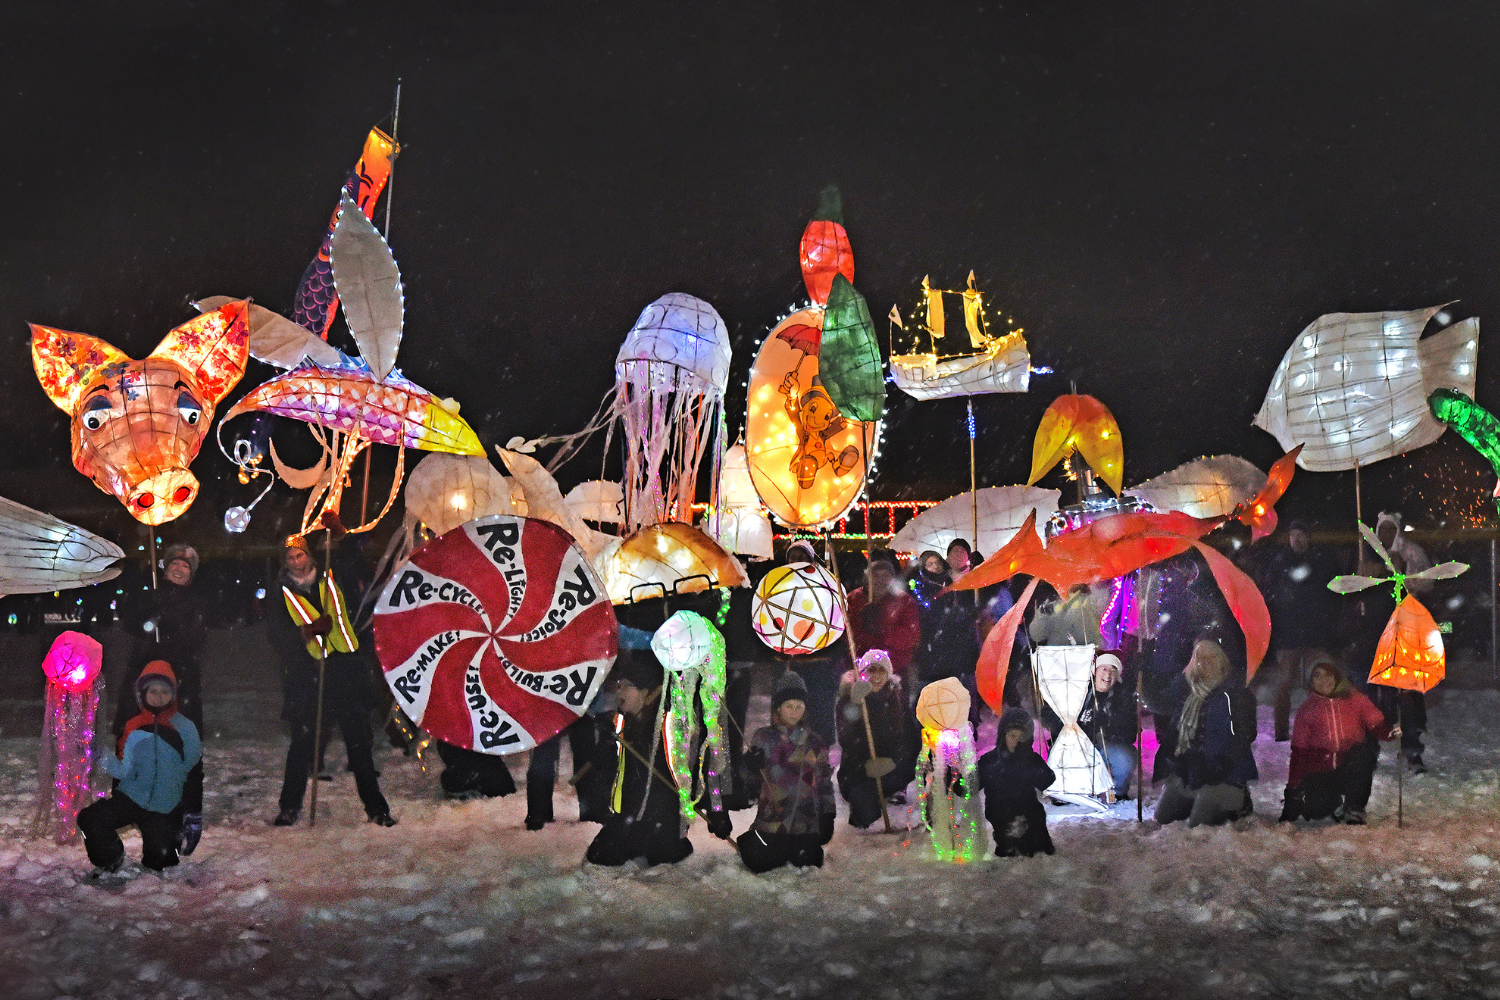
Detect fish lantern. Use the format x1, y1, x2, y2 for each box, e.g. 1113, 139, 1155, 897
914, 677, 983, 862
0, 495, 123, 594
600, 523, 750, 605
36, 631, 104, 844
799, 186, 855, 306
752, 561, 846, 654
612, 293, 731, 532
1124, 455, 1267, 521
404, 453, 520, 537
652, 610, 729, 821
1255, 305, 1478, 472
747, 309, 879, 528
1028, 393, 1125, 496
31, 301, 252, 524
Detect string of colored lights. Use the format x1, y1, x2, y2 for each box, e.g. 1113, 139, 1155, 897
913, 726, 983, 863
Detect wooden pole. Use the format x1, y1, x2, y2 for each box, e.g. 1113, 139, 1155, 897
1136, 670, 1144, 823
383, 81, 401, 240
1355, 463, 1365, 573
307, 530, 332, 828
360, 447, 372, 525
859, 696, 893, 832
148, 533, 158, 590
1396, 699, 1404, 829
1491, 538, 1497, 685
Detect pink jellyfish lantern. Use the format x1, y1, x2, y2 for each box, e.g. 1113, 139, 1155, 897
36, 631, 104, 843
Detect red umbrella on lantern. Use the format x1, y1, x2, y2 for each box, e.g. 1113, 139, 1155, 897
372, 515, 618, 753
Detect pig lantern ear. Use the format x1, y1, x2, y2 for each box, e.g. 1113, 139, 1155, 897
148, 299, 252, 407
30, 325, 130, 414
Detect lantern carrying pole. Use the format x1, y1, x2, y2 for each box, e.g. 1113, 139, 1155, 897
826, 527, 893, 833
1491, 537, 1497, 684
1135, 670, 1144, 824
148, 532, 157, 591
1396, 699, 1404, 830
307, 527, 333, 828
1354, 464, 1365, 573
968, 397, 979, 606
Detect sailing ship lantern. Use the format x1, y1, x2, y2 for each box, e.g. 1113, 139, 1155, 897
889, 272, 1031, 401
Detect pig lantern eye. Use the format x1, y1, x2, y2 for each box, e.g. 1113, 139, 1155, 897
81, 396, 116, 431
176, 392, 202, 426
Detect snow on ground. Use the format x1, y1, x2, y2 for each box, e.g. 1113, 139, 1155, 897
4, 674, 1500, 999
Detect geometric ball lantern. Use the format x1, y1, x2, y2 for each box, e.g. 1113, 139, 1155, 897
751, 561, 846, 654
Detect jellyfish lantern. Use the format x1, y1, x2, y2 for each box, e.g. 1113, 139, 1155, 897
914, 677, 984, 862
35, 631, 103, 844
612, 293, 732, 533
651, 610, 729, 823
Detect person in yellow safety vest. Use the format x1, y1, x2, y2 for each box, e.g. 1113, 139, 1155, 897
269, 532, 396, 828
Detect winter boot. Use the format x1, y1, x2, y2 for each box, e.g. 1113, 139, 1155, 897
273, 808, 299, 827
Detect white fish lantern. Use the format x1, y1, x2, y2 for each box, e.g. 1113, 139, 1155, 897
752, 561, 847, 654
405, 453, 520, 537
1254, 306, 1479, 472
890, 485, 1060, 557
0, 496, 123, 595
613, 293, 732, 532
1124, 455, 1266, 520
747, 309, 879, 529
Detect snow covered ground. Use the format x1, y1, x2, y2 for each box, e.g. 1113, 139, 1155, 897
4, 655, 1500, 999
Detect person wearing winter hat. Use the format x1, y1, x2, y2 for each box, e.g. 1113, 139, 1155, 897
113, 541, 208, 857
836, 650, 918, 827
977, 706, 1056, 857
79, 662, 203, 881
269, 533, 396, 827
584, 648, 733, 866
1280, 659, 1399, 825
1363, 511, 1434, 774
1041, 650, 1139, 800
735, 670, 837, 872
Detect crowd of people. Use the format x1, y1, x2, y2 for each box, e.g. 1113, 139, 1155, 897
75, 510, 1441, 881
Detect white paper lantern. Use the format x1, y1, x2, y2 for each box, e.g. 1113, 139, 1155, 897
752, 561, 846, 654
405, 454, 521, 537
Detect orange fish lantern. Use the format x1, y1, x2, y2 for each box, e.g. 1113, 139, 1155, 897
31, 301, 251, 524
1028, 393, 1125, 495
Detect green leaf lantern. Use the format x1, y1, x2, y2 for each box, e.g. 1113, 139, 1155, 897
820, 274, 885, 423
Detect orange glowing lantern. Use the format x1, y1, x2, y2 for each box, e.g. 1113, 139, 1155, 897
798, 186, 854, 307
1028, 393, 1125, 496
1369, 594, 1445, 692
746, 309, 878, 528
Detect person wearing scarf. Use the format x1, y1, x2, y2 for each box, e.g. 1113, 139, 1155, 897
79, 662, 202, 876
1154, 639, 1258, 827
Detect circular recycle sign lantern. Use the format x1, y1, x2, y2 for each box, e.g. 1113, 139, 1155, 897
373, 514, 618, 753
751, 561, 846, 655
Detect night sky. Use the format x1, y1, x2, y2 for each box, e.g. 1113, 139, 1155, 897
7, 2, 1500, 552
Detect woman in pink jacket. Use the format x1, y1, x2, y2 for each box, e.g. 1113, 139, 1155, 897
1279, 660, 1398, 825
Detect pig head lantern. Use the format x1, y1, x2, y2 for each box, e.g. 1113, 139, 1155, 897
31, 301, 251, 524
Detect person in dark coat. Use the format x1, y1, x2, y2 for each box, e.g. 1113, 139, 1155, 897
1260, 520, 1341, 741
80, 662, 202, 879
585, 649, 732, 866
1154, 639, 1258, 827
835, 649, 918, 827
114, 542, 207, 851
978, 706, 1055, 857
737, 671, 836, 872
908, 550, 980, 689
846, 554, 922, 690
436, 740, 517, 802
268, 533, 395, 827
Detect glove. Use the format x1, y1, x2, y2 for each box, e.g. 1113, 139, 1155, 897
864, 756, 895, 780
742, 747, 766, 773
319, 509, 348, 541
705, 809, 733, 841
818, 812, 835, 845
177, 813, 203, 856
300, 615, 333, 641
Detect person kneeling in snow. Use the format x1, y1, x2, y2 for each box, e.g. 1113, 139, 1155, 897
584, 650, 732, 866
737, 672, 837, 873
978, 707, 1055, 857
1280, 660, 1397, 825
836, 649, 918, 827
1154, 639, 1258, 828
79, 662, 202, 880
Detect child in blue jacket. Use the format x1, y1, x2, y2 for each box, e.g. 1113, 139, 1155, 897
79, 661, 202, 878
